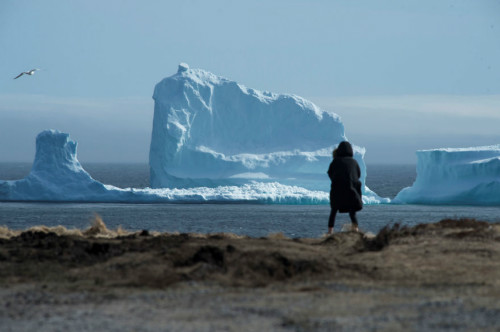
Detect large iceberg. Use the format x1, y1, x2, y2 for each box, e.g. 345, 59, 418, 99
0, 64, 388, 204
150, 63, 385, 203
394, 145, 500, 205
0, 130, 332, 203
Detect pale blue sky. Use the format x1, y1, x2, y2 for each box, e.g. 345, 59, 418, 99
1, 0, 499, 163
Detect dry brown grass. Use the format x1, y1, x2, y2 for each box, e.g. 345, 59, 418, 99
82, 214, 130, 238
0, 214, 132, 240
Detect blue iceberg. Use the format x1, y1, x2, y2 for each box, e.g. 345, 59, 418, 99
394, 145, 500, 205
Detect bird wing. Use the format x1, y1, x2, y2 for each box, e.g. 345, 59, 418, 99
14, 72, 25, 79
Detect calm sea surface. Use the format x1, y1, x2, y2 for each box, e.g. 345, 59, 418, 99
1, 163, 499, 237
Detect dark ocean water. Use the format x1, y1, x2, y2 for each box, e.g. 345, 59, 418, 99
1, 163, 499, 237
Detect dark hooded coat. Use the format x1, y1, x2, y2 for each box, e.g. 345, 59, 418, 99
327, 141, 363, 213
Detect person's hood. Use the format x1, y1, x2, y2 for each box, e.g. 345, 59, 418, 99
336, 141, 354, 157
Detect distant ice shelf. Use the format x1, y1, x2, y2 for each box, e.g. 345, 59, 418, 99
394, 145, 500, 205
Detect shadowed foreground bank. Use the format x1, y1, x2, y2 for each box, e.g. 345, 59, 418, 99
1, 218, 499, 331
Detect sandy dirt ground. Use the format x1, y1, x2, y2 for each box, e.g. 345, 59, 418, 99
1, 218, 499, 331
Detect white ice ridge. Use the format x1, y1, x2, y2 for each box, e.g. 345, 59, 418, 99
150, 63, 387, 203
0, 130, 330, 203
394, 145, 500, 205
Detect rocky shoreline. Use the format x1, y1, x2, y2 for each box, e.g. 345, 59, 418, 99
1, 218, 499, 331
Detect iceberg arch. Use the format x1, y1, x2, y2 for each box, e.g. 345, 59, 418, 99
0, 65, 389, 204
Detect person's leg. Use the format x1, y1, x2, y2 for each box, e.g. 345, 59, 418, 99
349, 211, 359, 232
328, 209, 337, 234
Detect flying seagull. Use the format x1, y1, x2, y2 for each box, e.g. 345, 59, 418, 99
14, 69, 40, 79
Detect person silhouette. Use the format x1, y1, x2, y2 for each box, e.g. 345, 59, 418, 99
327, 141, 363, 234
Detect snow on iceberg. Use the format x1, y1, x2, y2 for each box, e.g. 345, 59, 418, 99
0, 130, 330, 204
394, 145, 500, 205
150, 63, 387, 203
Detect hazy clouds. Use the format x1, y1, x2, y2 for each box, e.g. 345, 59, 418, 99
1, 1, 499, 164
0, 95, 153, 162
